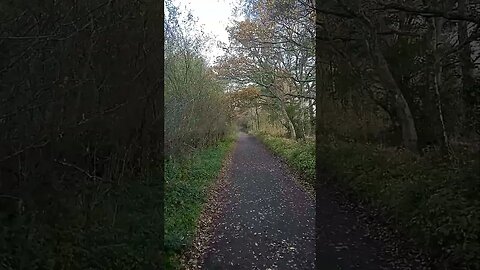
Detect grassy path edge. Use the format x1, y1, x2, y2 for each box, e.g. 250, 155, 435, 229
254, 132, 315, 199
164, 136, 237, 269
257, 132, 479, 268
179, 137, 237, 269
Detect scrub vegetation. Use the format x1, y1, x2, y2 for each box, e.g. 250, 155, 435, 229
1, 1, 163, 269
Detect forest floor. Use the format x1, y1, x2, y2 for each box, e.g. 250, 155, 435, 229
184, 132, 430, 270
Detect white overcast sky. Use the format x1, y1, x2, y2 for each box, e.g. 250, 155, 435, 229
172, 0, 243, 64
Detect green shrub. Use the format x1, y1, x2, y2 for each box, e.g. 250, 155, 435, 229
164, 137, 235, 269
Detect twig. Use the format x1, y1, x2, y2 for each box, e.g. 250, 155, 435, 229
0, 139, 50, 163
53, 158, 108, 182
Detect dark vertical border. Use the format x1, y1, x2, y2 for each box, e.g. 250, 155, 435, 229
314, 0, 321, 269
159, 0, 165, 268
145, 0, 165, 267
160, 0, 165, 267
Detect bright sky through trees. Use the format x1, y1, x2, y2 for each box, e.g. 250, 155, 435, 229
170, 0, 243, 64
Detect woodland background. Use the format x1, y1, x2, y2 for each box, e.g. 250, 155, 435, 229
1, 1, 163, 268
1, 0, 479, 269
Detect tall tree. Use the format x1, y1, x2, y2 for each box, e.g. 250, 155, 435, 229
217, 0, 315, 139
315, 0, 480, 153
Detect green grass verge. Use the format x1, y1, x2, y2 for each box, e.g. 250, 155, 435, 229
164, 137, 236, 269
255, 132, 315, 187
316, 136, 480, 269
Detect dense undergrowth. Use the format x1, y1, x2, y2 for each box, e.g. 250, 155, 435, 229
316, 136, 480, 269
257, 132, 479, 269
164, 137, 236, 269
1, 171, 164, 270
0, 1, 163, 269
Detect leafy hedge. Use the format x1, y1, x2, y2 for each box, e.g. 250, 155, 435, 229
164, 137, 235, 269
316, 137, 480, 269
256, 133, 315, 186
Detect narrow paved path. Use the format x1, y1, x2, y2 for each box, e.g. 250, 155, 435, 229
200, 133, 428, 270
202, 133, 316, 269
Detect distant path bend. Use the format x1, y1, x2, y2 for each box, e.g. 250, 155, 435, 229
202, 132, 316, 269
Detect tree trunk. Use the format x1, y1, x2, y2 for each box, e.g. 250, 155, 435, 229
458, 0, 475, 134
281, 104, 296, 139
308, 98, 315, 137
432, 16, 452, 156
372, 45, 419, 152
277, 80, 297, 139
255, 105, 260, 130
297, 102, 306, 140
